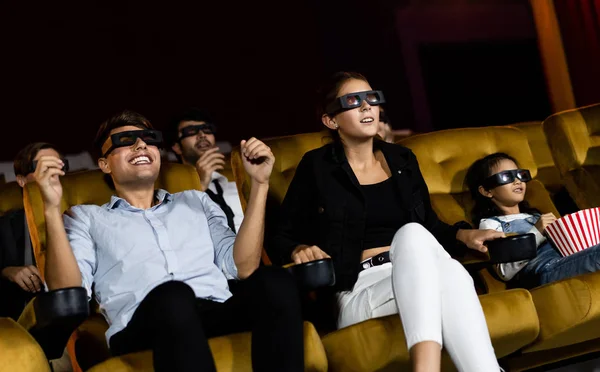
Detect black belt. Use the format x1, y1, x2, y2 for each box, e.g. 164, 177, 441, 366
359, 251, 391, 272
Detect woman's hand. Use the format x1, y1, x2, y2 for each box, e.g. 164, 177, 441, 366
1, 265, 44, 292
456, 229, 505, 253
291, 244, 331, 264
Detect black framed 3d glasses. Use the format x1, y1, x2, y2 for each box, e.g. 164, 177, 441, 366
326, 90, 386, 116
30, 158, 69, 175
102, 129, 163, 157
178, 124, 217, 141
482, 169, 532, 189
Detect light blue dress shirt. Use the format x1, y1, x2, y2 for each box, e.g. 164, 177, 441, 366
63, 189, 238, 344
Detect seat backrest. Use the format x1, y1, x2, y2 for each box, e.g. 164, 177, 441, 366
0, 181, 24, 216
399, 126, 560, 227
231, 131, 331, 211
230, 131, 331, 265
513, 121, 563, 194
23, 163, 202, 278
543, 103, 600, 174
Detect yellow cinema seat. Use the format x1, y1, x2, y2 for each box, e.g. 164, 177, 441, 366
0, 181, 24, 216
512, 121, 564, 195
543, 103, 600, 210
0, 317, 50, 372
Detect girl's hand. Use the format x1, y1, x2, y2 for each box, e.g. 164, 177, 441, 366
535, 213, 558, 234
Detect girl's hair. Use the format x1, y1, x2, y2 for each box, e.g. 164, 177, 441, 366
465, 152, 539, 225
316, 71, 369, 143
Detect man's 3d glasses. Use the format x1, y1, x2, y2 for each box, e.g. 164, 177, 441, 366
482, 169, 532, 189
178, 124, 217, 141
103, 129, 163, 157
326, 90, 385, 116
30, 158, 70, 175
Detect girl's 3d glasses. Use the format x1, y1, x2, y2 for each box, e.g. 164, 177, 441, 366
103, 129, 163, 157
326, 90, 385, 116
178, 124, 217, 141
482, 169, 532, 189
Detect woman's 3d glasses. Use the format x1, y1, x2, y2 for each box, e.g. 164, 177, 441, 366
103, 130, 163, 157
326, 90, 386, 116
30, 158, 69, 175
482, 169, 532, 189
178, 124, 217, 141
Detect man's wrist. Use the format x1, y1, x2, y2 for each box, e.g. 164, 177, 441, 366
44, 205, 62, 219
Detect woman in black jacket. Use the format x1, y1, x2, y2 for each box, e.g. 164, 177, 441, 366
271, 72, 505, 372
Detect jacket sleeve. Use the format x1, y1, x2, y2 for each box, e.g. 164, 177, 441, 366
268, 154, 319, 265
409, 152, 469, 257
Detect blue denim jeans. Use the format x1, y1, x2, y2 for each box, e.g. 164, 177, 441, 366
516, 241, 600, 287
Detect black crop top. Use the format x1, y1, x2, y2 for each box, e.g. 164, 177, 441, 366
361, 177, 406, 250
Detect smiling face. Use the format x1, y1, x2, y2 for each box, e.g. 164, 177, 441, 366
98, 125, 161, 189
171, 120, 216, 165
322, 78, 380, 141
479, 158, 526, 209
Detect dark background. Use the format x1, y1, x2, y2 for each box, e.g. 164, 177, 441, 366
0, 0, 552, 160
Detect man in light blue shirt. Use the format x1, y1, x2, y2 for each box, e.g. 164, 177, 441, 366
36, 110, 303, 372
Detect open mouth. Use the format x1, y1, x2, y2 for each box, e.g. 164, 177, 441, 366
129, 155, 152, 165
195, 140, 212, 150
513, 186, 524, 193
360, 117, 375, 124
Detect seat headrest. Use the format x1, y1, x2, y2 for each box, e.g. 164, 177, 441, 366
543, 103, 600, 169
399, 126, 537, 195
0, 181, 23, 216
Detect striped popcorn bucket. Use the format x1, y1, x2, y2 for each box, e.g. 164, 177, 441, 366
545, 208, 600, 257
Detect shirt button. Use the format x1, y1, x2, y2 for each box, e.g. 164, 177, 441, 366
318, 207, 325, 214
363, 262, 370, 269
398, 170, 402, 174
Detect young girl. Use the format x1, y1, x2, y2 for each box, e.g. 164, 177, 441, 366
466, 152, 600, 288
272, 72, 505, 372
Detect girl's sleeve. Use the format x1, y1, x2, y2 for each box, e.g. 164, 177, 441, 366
479, 217, 528, 282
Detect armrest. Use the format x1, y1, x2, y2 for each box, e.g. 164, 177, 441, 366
0, 318, 51, 372
285, 258, 336, 290
486, 233, 537, 264
17, 287, 90, 360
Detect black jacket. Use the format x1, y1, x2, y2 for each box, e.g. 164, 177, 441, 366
0, 209, 35, 319
269, 140, 469, 291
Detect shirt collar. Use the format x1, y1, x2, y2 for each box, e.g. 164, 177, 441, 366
211, 171, 228, 183
107, 189, 173, 210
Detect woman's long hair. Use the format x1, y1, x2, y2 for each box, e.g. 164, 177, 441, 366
465, 152, 539, 225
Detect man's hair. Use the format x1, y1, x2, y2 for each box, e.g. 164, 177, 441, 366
14, 142, 62, 176
93, 110, 153, 160
168, 107, 215, 147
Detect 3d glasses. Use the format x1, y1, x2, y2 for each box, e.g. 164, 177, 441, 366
326, 90, 385, 116
29, 158, 69, 175
482, 169, 532, 189
178, 124, 217, 141
102, 129, 163, 157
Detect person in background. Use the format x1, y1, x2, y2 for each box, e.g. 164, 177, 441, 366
170, 108, 243, 232
0, 142, 66, 319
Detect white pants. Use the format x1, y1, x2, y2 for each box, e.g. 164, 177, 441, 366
337, 223, 499, 372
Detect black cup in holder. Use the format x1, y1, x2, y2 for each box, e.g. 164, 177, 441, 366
286, 258, 336, 290
486, 233, 537, 264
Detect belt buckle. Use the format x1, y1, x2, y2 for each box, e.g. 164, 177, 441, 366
361, 257, 373, 270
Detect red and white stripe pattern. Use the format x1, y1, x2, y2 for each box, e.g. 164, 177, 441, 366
545, 208, 600, 257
